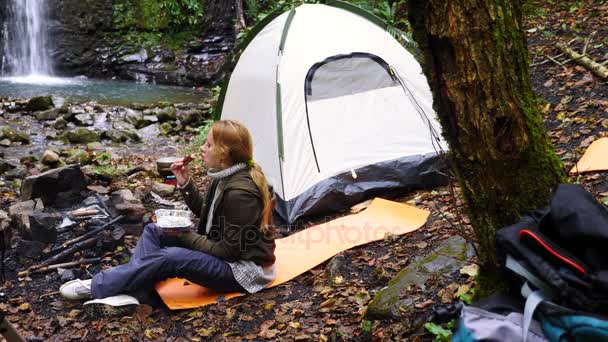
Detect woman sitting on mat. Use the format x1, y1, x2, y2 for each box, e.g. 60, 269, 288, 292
59, 120, 277, 317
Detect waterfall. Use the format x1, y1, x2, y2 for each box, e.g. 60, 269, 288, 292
2, 0, 52, 76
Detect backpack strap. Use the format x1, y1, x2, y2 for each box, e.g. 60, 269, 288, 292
506, 255, 555, 341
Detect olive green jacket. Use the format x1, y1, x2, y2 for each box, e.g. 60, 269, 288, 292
177, 169, 276, 267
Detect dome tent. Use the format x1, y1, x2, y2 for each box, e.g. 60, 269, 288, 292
217, 1, 447, 223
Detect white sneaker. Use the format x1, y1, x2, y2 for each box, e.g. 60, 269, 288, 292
83, 295, 139, 318
59, 279, 92, 300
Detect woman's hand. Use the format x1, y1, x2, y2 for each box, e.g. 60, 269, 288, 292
171, 159, 190, 186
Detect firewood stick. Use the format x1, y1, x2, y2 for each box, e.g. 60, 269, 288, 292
19, 258, 101, 277
71, 209, 99, 217
556, 41, 608, 80
56, 215, 123, 251
32, 237, 98, 269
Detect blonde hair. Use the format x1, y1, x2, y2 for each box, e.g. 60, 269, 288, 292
211, 120, 275, 235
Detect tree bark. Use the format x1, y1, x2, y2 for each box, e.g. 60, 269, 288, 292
407, 0, 565, 269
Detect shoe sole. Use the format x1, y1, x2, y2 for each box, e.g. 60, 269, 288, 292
84, 302, 137, 319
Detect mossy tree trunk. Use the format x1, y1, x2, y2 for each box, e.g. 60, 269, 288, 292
407, 0, 565, 270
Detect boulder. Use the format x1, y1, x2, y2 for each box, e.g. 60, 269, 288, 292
35, 107, 62, 121
111, 189, 139, 205
41, 150, 61, 166
53, 116, 68, 130
0, 158, 18, 174
9, 199, 44, 237
155, 106, 177, 122
63, 149, 91, 165
151, 182, 175, 197
29, 212, 62, 243
26, 96, 54, 112
20, 165, 87, 207
66, 128, 100, 143
159, 122, 172, 136
74, 113, 94, 126
103, 129, 141, 143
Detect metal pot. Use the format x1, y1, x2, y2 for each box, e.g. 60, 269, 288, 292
156, 157, 181, 178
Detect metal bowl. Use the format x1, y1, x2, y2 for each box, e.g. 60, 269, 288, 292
156, 157, 181, 178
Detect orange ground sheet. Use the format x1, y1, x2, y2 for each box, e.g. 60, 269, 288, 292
155, 197, 429, 309
570, 137, 608, 174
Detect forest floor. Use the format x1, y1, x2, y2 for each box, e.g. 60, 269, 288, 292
2, 1, 608, 341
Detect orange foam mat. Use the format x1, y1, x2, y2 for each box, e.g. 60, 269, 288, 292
570, 137, 608, 174
155, 198, 430, 309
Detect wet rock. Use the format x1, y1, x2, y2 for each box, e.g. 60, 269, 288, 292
124, 109, 144, 127
159, 122, 172, 136
26, 96, 54, 112
29, 212, 62, 243
4, 166, 27, 180
120, 48, 149, 63
366, 236, 474, 320
41, 150, 61, 166
151, 182, 175, 197
20, 165, 88, 207
9, 199, 44, 237
177, 109, 204, 125
66, 128, 100, 143
16, 239, 46, 260
0, 139, 10, 147
53, 117, 68, 130
63, 149, 91, 165
155, 106, 177, 122
0, 126, 28, 143
0, 158, 18, 174
74, 113, 94, 126
142, 115, 159, 126
35, 108, 62, 121
103, 129, 141, 143
137, 124, 160, 139
86, 142, 105, 151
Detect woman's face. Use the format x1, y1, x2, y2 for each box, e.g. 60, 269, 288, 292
201, 133, 223, 169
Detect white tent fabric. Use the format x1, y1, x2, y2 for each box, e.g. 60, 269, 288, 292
221, 3, 446, 223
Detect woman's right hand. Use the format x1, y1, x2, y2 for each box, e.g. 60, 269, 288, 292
171, 159, 190, 186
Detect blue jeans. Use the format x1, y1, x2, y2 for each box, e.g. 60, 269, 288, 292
91, 223, 244, 299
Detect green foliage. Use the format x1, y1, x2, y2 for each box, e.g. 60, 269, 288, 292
361, 319, 373, 333
424, 320, 454, 342
112, 0, 204, 32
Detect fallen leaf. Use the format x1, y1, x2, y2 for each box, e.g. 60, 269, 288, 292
332, 276, 344, 285
289, 322, 301, 329
320, 298, 336, 308
135, 304, 153, 322
275, 314, 294, 323
18, 303, 30, 311
416, 242, 428, 249
264, 301, 276, 311
415, 299, 434, 309
325, 319, 338, 326
67, 309, 81, 318
197, 327, 217, 337
460, 264, 479, 277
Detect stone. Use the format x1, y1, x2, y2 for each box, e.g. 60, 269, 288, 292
366, 236, 474, 320
66, 128, 100, 143
325, 254, 347, 285
20, 165, 88, 207
111, 189, 139, 205
58, 268, 76, 282
4, 166, 27, 180
151, 182, 175, 197
29, 212, 62, 243
35, 107, 62, 121
155, 106, 177, 122
54, 191, 85, 209
159, 122, 172, 136
13, 131, 30, 144
86, 142, 105, 151
123, 109, 143, 126
74, 113, 94, 126
64, 149, 91, 165
41, 150, 61, 166
9, 199, 44, 237
0, 158, 18, 174
120, 48, 148, 63
26, 96, 54, 112
53, 117, 68, 130
0, 209, 10, 233
0, 139, 10, 147
103, 129, 141, 143
16, 239, 46, 260
114, 202, 147, 223
177, 109, 203, 125
137, 124, 160, 139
